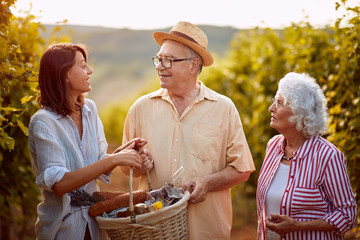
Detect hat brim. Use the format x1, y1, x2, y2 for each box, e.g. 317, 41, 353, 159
153, 32, 213, 67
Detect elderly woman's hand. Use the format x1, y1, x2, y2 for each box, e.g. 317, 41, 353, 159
265, 214, 297, 236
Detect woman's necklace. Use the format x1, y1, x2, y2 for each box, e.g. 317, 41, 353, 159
282, 155, 294, 161
283, 139, 300, 161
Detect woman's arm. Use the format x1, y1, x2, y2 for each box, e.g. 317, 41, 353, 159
266, 214, 337, 235
52, 147, 142, 196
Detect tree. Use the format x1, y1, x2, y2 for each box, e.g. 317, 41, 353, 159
1, 2, 41, 239
327, 0, 360, 228
0, 2, 70, 238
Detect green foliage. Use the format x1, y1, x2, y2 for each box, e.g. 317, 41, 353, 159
0, 2, 72, 238
203, 27, 292, 189
0, 4, 42, 239
100, 79, 160, 149
0, 1, 41, 222
327, 0, 360, 227
100, 100, 132, 148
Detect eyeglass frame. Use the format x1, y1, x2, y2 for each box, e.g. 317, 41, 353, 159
271, 97, 286, 110
152, 56, 193, 69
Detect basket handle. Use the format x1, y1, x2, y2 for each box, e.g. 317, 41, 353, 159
129, 167, 152, 223
129, 167, 136, 223
146, 170, 152, 191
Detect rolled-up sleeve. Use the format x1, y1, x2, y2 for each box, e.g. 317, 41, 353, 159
322, 152, 358, 234
29, 120, 69, 191
36, 166, 69, 191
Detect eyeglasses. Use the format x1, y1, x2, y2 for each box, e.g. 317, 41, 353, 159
272, 98, 285, 109
152, 56, 193, 69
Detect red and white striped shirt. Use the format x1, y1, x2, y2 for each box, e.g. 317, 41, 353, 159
257, 135, 357, 240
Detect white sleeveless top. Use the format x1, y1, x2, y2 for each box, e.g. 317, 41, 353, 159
265, 162, 290, 240
265, 161, 290, 216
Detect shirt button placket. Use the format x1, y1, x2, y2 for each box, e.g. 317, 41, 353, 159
170, 122, 181, 178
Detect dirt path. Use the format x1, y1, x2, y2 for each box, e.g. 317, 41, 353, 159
231, 225, 257, 240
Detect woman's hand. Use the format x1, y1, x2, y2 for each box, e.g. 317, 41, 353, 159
265, 214, 297, 236
116, 138, 153, 177
266, 213, 338, 235
111, 142, 142, 168
112, 137, 147, 153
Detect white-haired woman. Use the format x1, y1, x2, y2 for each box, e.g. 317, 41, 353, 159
256, 72, 357, 239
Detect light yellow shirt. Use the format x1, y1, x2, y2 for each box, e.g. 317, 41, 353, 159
123, 81, 255, 240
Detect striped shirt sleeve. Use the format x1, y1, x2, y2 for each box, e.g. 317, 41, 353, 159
321, 150, 358, 234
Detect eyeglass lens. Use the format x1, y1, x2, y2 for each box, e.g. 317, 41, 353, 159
153, 57, 171, 69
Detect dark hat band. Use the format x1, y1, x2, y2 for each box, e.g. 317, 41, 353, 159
169, 31, 198, 44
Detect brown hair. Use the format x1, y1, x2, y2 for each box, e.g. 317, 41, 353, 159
38, 43, 88, 116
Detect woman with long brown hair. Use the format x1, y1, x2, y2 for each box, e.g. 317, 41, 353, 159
29, 43, 153, 240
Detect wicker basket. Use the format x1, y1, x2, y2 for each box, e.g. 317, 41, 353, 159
95, 168, 190, 240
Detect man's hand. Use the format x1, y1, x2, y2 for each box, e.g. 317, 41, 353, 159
183, 167, 251, 204
139, 148, 154, 172
183, 176, 209, 204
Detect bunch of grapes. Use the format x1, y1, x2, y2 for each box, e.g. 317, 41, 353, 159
68, 189, 96, 207
62, 189, 97, 221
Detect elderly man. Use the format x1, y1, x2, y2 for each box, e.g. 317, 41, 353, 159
122, 21, 255, 239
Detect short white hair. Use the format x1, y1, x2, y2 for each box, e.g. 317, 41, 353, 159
187, 46, 203, 76
278, 72, 328, 137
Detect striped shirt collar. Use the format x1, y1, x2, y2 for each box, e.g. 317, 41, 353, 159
277, 135, 319, 160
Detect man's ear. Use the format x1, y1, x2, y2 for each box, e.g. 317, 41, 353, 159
190, 58, 200, 74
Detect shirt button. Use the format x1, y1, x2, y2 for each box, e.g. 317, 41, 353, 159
176, 139, 179, 142
173, 158, 177, 162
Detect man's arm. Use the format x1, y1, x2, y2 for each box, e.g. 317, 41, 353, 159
184, 165, 251, 204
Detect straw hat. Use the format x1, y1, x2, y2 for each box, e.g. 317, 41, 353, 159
153, 21, 213, 66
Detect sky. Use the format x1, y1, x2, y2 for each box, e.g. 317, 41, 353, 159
11, 0, 358, 30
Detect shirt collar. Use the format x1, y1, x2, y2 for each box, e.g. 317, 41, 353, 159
295, 135, 318, 159
276, 136, 286, 155
82, 102, 90, 116
197, 81, 218, 101
276, 135, 318, 159
45, 101, 91, 120
149, 81, 218, 102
